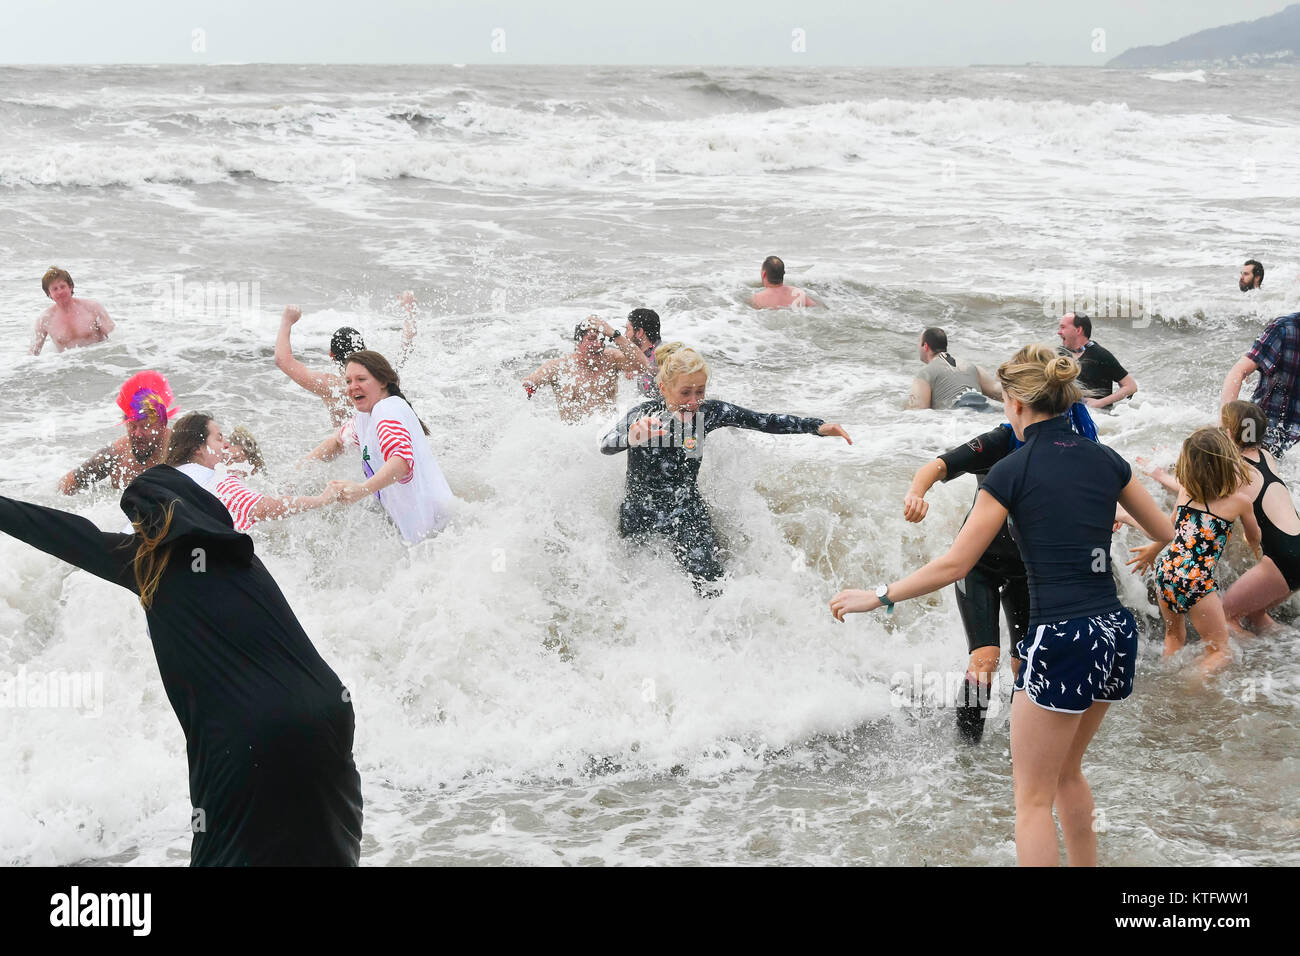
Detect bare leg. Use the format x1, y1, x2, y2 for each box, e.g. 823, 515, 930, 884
967, 647, 999, 683
1221, 558, 1292, 634
1010, 692, 1082, 866
1189, 592, 1232, 675
1055, 701, 1110, 866
1160, 600, 1186, 657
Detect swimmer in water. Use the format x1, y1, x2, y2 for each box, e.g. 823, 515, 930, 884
624, 308, 662, 399
601, 342, 851, 592
0, 467, 364, 865
906, 327, 1002, 410
275, 293, 418, 427
308, 350, 455, 543
750, 256, 820, 310
832, 344, 1172, 866
523, 316, 650, 422
31, 266, 115, 355
166, 412, 339, 532
59, 371, 177, 495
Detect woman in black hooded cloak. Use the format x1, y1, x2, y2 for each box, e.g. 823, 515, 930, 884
0, 464, 363, 865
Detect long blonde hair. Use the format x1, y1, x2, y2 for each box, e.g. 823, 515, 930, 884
1176, 427, 1253, 507
654, 341, 710, 389
997, 344, 1081, 414
131, 502, 176, 609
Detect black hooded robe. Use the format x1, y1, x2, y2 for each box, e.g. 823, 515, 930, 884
0, 465, 362, 866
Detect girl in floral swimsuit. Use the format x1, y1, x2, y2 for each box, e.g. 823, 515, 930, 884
1147, 428, 1261, 673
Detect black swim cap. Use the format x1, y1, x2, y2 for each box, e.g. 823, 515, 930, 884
330, 327, 366, 362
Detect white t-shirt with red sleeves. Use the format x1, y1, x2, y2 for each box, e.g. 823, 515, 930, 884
337, 394, 455, 543
174, 462, 265, 532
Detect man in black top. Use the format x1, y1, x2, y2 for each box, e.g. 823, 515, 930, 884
1056, 312, 1137, 409
1240, 259, 1264, 293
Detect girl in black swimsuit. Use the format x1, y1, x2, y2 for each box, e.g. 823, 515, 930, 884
1220, 401, 1300, 633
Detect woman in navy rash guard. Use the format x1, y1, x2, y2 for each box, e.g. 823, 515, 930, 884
832, 344, 1174, 866
601, 343, 851, 591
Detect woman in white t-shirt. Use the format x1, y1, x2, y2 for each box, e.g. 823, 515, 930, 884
308, 350, 455, 543
165, 413, 338, 531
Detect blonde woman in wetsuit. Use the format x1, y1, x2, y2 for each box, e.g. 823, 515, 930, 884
601, 343, 851, 592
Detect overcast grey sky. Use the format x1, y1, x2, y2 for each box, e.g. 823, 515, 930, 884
1, 0, 1294, 66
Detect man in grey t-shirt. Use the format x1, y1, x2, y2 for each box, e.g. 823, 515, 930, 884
906, 327, 1002, 410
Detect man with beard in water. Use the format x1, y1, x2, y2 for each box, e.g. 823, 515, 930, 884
0, 465, 363, 865
524, 316, 648, 422
59, 371, 177, 495
1240, 259, 1264, 293
601, 343, 851, 592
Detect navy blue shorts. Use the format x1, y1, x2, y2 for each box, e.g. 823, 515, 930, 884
1014, 608, 1137, 713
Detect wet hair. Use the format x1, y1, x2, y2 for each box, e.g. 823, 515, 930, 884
1244, 259, 1264, 285
573, 320, 600, 343
131, 501, 176, 610
344, 349, 430, 435
997, 343, 1081, 415
228, 426, 265, 473
655, 341, 709, 388
165, 412, 216, 466
1176, 426, 1253, 507
330, 327, 366, 364
1221, 400, 1267, 450
1068, 312, 1092, 338
922, 327, 948, 352
41, 266, 74, 296
628, 308, 661, 344
761, 256, 785, 284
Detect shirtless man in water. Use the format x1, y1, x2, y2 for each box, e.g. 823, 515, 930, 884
275, 292, 417, 427
59, 371, 176, 494
523, 316, 647, 422
31, 267, 115, 354
750, 256, 820, 310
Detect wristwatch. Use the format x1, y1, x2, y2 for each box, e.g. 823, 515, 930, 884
607, 330, 623, 339
875, 584, 895, 614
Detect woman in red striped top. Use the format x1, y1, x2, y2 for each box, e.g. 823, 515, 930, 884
308, 351, 456, 543
165, 413, 339, 531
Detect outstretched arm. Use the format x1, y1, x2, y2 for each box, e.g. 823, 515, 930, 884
1135, 456, 1181, 495
307, 430, 347, 463
0, 496, 135, 590
275, 306, 339, 399
831, 489, 1008, 620
523, 358, 562, 398
59, 446, 120, 495
250, 487, 339, 520
396, 291, 417, 370
708, 401, 827, 436
1120, 475, 1177, 573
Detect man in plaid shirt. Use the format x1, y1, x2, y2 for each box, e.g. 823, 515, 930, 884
1221, 311, 1300, 458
